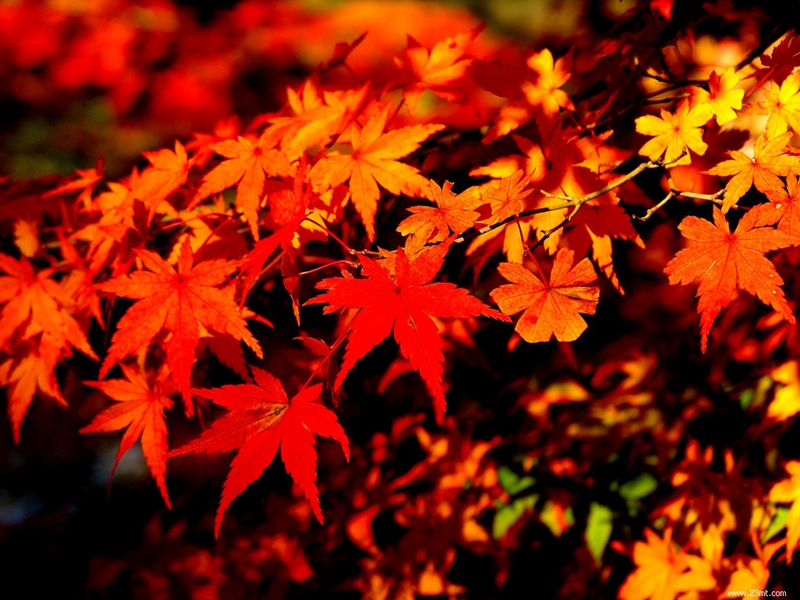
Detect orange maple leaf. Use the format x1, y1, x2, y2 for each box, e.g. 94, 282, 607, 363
307, 239, 509, 422
754, 70, 800, 137
490, 247, 599, 343
664, 205, 797, 354
769, 461, 800, 563
396, 180, 482, 255
754, 173, 800, 237
310, 106, 444, 240
129, 141, 191, 212
0, 253, 97, 360
478, 169, 533, 225
0, 336, 66, 443
168, 368, 350, 536
567, 195, 644, 294
705, 132, 800, 213
13, 218, 38, 258
97, 237, 263, 414
81, 363, 174, 508
618, 528, 716, 600
472, 128, 598, 255
192, 129, 295, 238
41, 163, 104, 209
635, 99, 711, 166
270, 78, 371, 160
692, 67, 744, 126
483, 48, 574, 143
393, 25, 485, 115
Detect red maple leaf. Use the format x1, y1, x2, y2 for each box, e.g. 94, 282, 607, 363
81, 363, 174, 507
97, 237, 262, 414
306, 238, 509, 423
664, 205, 797, 353
168, 368, 349, 536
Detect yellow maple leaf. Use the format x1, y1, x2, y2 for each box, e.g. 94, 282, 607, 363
692, 67, 744, 125
724, 558, 769, 597
635, 99, 711, 166
769, 461, 800, 563
767, 360, 800, 421
754, 70, 800, 137
705, 132, 800, 212
618, 528, 716, 600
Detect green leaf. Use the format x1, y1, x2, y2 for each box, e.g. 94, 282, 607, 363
492, 494, 538, 539
619, 473, 657, 501
498, 465, 535, 496
585, 503, 613, 566
764, 506, 789, 542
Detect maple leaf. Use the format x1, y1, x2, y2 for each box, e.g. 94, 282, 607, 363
129, 141, 191, 213
393, 25, 485, 114
239, 158, 312, 300
635, 99, 711, 167
472, 128, 599, 254
320, 32, 368, 73
567, 195, 644, 294
478, 169, 533, 226
81, 363, 174, 508
186, 116, 240, 168
306, 238, 509, 422
310, 105, 444, 241
753, 173, 800, 237
490, 247, 600, 343
0, 253, 97, 360
396, 180, 482, 255
692, 67, 744, 126
0, 335, 66, 443
752, 33, 800, 85
41, 162, 104, 209
754, 70, 800, 137
97, 237, 263, 414
482, 49, 574, 143
270, 78, 371, 159
664, 205, 797, 354
767, 360, 800, 422
618, 528, 716, 600
13, 218, 38, 258
769, 461, 800, 563
168, 368, 350, 536
192, 128, 295, 238
705, 132, 800, 213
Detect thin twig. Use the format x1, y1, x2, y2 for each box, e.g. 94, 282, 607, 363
302, 216, 354, 254
641, 73, 707, 87
298, 259, 356, 277
634, 191, 674, 222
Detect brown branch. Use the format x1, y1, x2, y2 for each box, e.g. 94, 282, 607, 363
456, 156, 677, 244
634, 192, 674, 222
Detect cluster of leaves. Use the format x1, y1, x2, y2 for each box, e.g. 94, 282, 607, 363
6, 0, 800, 598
